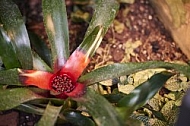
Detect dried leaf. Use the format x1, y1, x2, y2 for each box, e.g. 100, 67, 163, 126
149, 118, 167, 126
118, 84, 135, 94
128, 68, 165, 87
175, 92, 184, 106
148, 98, 161, 111
118, 0, 135, 4
165, 74, 189, 91
164, 92, 176, 100
122, 40, 142, 62
71, 9, 90, 23
160, 101, 178, 124
114, 20, 125, 33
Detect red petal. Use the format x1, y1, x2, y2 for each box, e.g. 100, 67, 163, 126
18, 69, 53, 90
65, 83, 86, 98
60, 49, 90, 81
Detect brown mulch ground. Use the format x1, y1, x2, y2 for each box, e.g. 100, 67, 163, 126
0, 0, 189, 125
92, 0, 188, 66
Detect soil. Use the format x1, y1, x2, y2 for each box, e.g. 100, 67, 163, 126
0, 0, 189, 125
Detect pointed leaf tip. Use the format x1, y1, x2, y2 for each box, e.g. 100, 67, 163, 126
42, 0, 69, 71
18, 69, 53, 90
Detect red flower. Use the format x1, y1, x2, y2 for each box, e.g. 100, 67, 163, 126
17, 25, 103, 99
18, 49, 90, 99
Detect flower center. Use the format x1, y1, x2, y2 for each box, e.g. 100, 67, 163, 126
51, 74, 75, 93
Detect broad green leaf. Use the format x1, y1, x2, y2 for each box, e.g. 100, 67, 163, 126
150, 109, 167, 122
103, 93, 125, 103
84, 0, 119, 37
62, 109, 95, 126
42, 0, 69, 71
79, 0, 119, 57
28, 32, 51, 67
37, 102, 63, 126
75, 88, 125, 126
0, 85, 4, 89
32, 51, 52, 72
0, 88, 44, 110
79, 61, 190, 85
117, 72, 173, 117
79, 25, 104, 57
0, 26, 20, 69
16, 103, 45, 115
0, 0, 33, 69
26, 98, 65, 107
0, 58, 3, 70
0, 68, 21, 85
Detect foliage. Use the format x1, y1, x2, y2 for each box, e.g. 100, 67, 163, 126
0, 0, 190, 125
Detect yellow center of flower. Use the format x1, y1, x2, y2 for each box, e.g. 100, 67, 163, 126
51, 74, 75, 93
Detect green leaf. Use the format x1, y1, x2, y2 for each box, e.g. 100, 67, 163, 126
42, 0, 69, 71
28, 32, 51, 67
32, 51, 52, 72
75, 88, 125, 126
79, 61, 190, 85
79, 25, 104, 57
0, 58, 3, 70
84, 0, 119, 38
117, 72, 173, 117
27, 98, 65, 107
0, 26, 21, 69
0, 68, 21, 85
16, 103, 45, 115
0, 0, 33, 69
103, 93, 125, 103
0, 88, 44, 110
63, 109, 95, 126
79, 0, 119, 57
36, 102, 62, 126
150, 109, 167, 122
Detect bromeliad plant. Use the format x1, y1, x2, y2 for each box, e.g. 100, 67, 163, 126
0, 0, 190, 125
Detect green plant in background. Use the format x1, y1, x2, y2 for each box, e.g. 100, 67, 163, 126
0, 0, 190, 126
